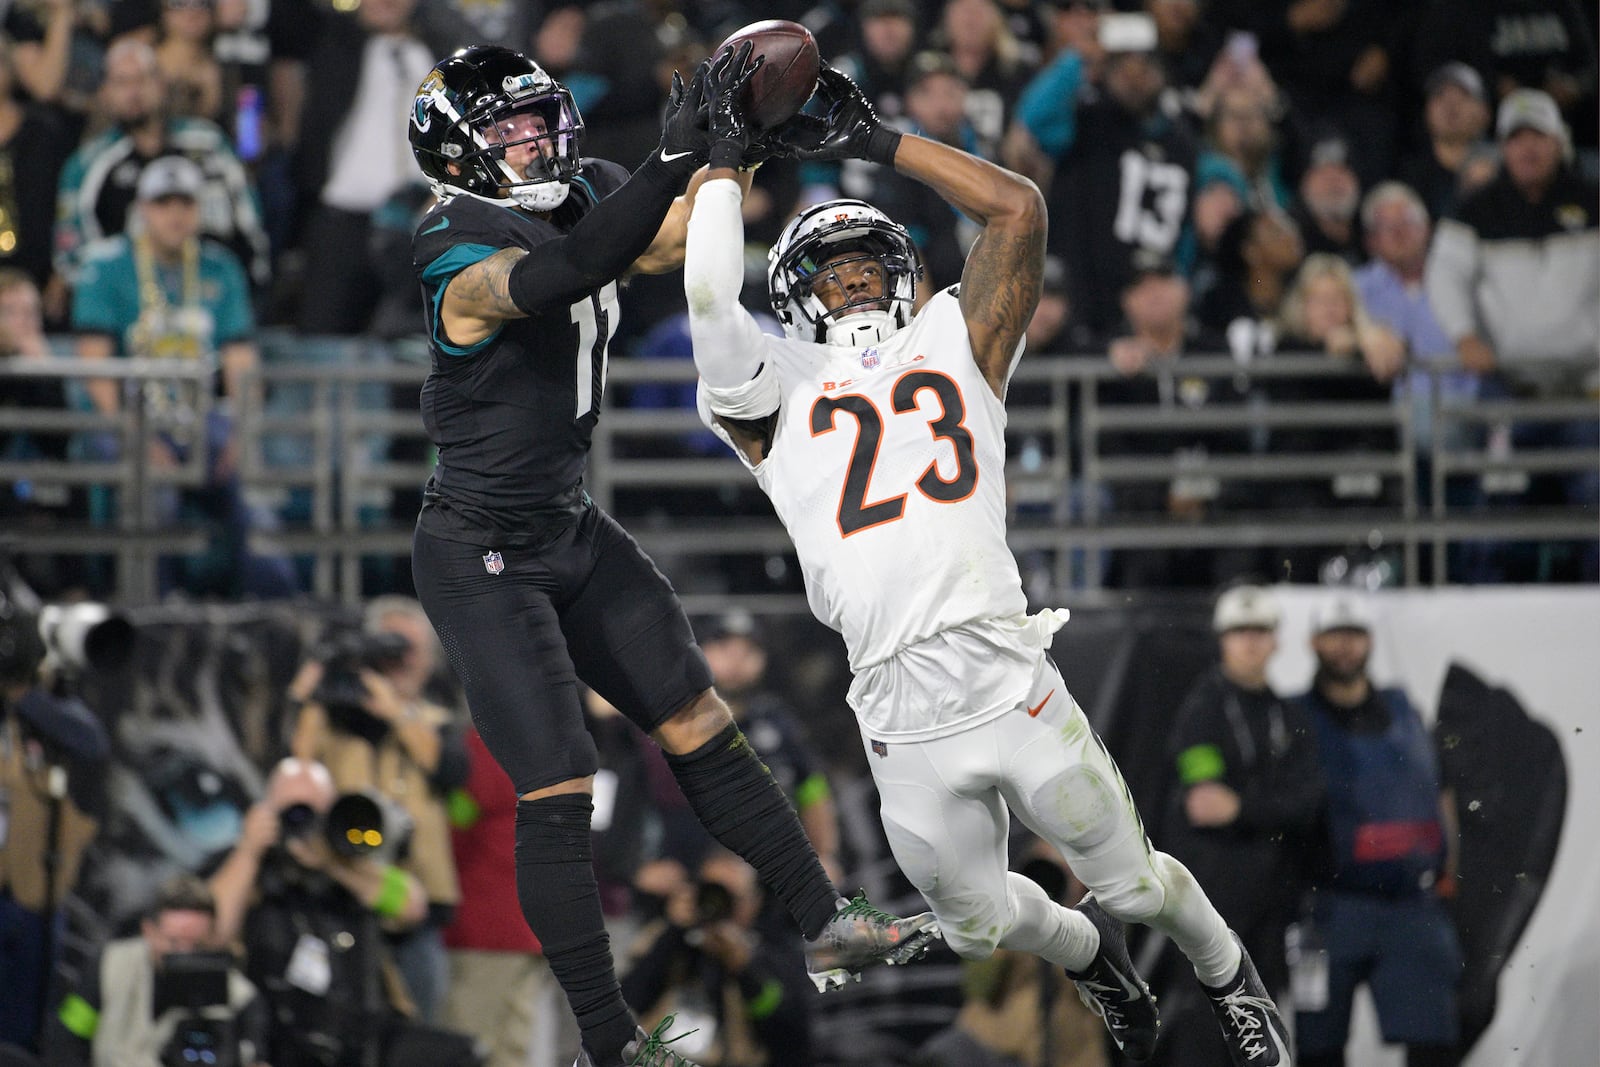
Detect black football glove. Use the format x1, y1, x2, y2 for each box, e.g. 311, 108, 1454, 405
655, 64, 711, 175
766, 66, 901, 166
704, 40, 764, 172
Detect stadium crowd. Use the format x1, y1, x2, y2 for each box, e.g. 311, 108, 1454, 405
0, 3, 1593, 1062
0, 0, 1595, 600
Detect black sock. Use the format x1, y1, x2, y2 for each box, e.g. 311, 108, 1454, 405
663, 723, 839, 939
515, 794, 635, 1062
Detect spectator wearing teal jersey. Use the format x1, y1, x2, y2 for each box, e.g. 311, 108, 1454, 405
72, 156, 294, 599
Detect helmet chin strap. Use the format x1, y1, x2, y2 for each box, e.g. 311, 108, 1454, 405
824, 309, 898, 347
497, 156, 570, 211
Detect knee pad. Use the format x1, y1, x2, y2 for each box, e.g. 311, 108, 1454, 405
937, 895, 1008, 961
1092, 860, 1170, 925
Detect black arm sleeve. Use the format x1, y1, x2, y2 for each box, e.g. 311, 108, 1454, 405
508, 157, 687, 315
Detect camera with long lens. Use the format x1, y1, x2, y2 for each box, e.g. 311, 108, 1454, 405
153, 951, 243, 1067
0, 590, 133, 685
309, 630, 410, 743
279, 789, 414, 865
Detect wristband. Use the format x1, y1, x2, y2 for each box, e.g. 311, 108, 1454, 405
864, 125, 902, 167
708, 140, 745, 172
372, 865, 410, 919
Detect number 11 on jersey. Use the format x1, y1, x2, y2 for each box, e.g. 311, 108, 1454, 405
571, 282, 620, 422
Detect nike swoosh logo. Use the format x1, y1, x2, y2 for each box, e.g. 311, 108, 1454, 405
420, 216, 450, 236
1027, 689, 1056, 717
1103, 959, 1144, 1002
659, 149, 693, 163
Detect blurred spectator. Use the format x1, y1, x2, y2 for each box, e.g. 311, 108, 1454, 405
620, 849, 812, 1067
54, 39, 271, 291
1039, 0, 1105, 82
930, 0, 1037, 160
832, 0, 922, 124
1292, 596, 1464, 1067
443, 725, 582, 1067
872, 50, 979, 289
1396, 63, 1493, 222
1355, 182, 1477, 450
439, 0, 531, 51
916, 841, 1107, 1067
1278, 254, 1405, 384
72, 156, 296, 600
4, 0, 109, 117
1153, 584, 1323, 1067
1147, 0, 1221, 92
1415, 0, 1598, 152
0, 270, 91, 597
1428, 89, 1599, 580
49, 875, 267, 1067
1238, 0, 1401, 184
289, 595, 467, 1022
579, 687, 656, 928
0, 617, 109, 1052
1100, 256, 1253, 587
205, 758, 482, 1067
289, 0, 434, 335
0, 41, 76, 300
557, 3, 679, 169
1013, 11, 1196, 337
1024, 252, 1094, 354
1196, 209, 1303, 351
1196, 86, 1291, 215
1292, 134, 1363, 263
153, 0, 224, 123
1427, 89, 1600, 382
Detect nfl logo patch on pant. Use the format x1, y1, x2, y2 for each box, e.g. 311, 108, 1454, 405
871, 739, 888, 758
482, 550, 505, 575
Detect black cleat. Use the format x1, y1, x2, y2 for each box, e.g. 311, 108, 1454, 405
1064, 893, 1161, 1061
1203, 934, 1294, 1066
804, 891, 942, 992
573, 1015, 705, 1067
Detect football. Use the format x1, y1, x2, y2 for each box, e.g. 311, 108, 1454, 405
714, 19, 821, 132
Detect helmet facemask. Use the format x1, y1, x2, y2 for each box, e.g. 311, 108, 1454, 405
769, 202, 920, 346
457, 91, 583, 210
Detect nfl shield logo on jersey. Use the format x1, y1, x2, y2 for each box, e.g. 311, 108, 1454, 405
482, 550, 505, 575
861, 347, 880, 370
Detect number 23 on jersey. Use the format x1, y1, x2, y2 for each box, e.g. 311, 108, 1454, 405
810, 369, 978, 538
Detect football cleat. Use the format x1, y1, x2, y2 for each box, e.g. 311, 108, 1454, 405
573, 1016, 704, 1067
804, 891, 942, 992
1203, 934, 1294, 1066
1064, 892, 1162, 1061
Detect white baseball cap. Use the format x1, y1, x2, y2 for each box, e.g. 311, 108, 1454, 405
1212, 585, 1280, 633
1496, 89, 1566, 141
1310, 595, 1374, 635
137, 156, 205, 202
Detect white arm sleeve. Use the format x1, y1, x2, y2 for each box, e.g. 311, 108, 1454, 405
685, 178, 780, 418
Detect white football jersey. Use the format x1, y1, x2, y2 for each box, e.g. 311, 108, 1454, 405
700, 287, 1028, 675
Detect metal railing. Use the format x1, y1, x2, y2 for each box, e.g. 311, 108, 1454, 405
1, 342, 1594, 606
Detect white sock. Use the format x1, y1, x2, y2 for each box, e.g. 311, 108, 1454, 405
1144, 852, 1241, 987
997, 872, 1100, 971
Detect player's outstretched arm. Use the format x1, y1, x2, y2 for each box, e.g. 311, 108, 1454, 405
685, 45, 780, 465
892, 134, 1046, 395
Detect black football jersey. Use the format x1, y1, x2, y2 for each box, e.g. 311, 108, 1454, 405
411, 159, 629, 544
1047, 100, 1197, 335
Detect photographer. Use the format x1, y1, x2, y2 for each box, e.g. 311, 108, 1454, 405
621, 851, 810, 1067
207, 758, 478, 1067
49, 875, 266, 1067
0, 589, 109, 1052
288, 597, 466, 1022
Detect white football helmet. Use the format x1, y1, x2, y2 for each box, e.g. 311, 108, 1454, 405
768, 199, 920, 346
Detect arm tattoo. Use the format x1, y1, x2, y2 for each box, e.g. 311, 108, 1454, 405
961, 225, 1045, 386
447, 248, 528, 320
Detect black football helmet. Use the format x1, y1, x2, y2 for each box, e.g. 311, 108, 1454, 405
410, 45, 584, 211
